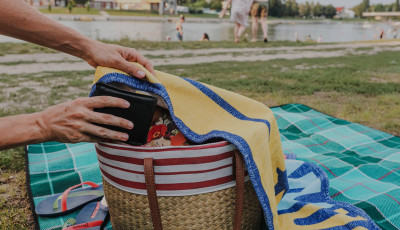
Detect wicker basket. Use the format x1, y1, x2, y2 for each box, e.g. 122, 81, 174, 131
96, 141, 263, 230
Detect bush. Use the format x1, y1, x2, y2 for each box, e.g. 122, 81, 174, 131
210, 0, 222, 11
193, 0, 208, 8
188, 6, 203, 14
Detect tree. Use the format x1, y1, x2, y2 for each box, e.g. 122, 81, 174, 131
395, 0, 400, 11
291, 0, 299, 16
363, 0, 370, 9
269, 0, 284, 17
75, 0, 88, 5
324, 4, 336, 18
352, 4, 363, 17
374, 4, 385, 12
352, 0, 370, 17
298, 3, 305, 16
210, 0, 222, 11
285, 0, 299, 17
304, 1, 311, 17
309, 1, 315, 16
177, 0, 189, 6
193, 0, 208, 8
67, 0, 76, 13
313, 2, 322, 17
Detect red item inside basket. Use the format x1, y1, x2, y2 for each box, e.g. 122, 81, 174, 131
145, 107, 190, 147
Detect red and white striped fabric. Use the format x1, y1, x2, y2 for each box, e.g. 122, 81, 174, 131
96, 141, 249, 196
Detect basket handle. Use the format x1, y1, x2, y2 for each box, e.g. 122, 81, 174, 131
143, 151, 245, 230
234, 150, 245, 230
144, 158, 163, 230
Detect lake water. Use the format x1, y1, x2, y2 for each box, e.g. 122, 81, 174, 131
0, 19, 396, 43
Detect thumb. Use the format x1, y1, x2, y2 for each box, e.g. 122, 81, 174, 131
119, 60, 146, 79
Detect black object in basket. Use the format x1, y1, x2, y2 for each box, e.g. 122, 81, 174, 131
92, 82, 157, 146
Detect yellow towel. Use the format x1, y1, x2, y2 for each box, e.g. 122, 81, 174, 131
92, 64, 382, 230
93, 63, 287, 229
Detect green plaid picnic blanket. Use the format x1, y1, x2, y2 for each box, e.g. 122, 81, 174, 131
26, 104, 400, 230
275, 104, 400, 230
26, 142, 112, 230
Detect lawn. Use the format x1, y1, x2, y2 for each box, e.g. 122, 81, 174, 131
39, 7, 100, 15
0, 44, 399, 229
39, 7, 226, 18
0, 40, 320, 56
105, 9, 226, 18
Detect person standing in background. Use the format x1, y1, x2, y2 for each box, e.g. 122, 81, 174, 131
219, 0, 254, 43
379, 28, 385, 40
176, 14, 185, 42
251, 0, 269, 42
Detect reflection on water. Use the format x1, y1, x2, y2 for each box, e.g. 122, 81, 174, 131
0, 20, 396, 43
270, 21, 394, 43
62, 20, 234, 41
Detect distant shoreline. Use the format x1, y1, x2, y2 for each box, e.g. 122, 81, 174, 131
43, 13, 379, 25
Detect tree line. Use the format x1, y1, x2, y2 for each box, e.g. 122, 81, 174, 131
178, 0, 337, 18
353, 0, 400, 17
269, 0, 336, 18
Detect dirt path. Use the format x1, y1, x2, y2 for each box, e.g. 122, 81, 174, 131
1, 41, 400, 75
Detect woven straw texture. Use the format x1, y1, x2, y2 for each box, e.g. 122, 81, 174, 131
103, 179, 263, 230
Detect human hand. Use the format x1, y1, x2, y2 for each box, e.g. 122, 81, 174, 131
83, 41, 155, 79
37, 97, 134, 143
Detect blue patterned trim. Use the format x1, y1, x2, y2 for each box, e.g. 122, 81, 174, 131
90, 73, 277, 230
279, 160, 380, 229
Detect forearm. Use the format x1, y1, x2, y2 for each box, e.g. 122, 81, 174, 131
0, 0, 94, 60
0, 113, 47, 150
0, 0, 155, 77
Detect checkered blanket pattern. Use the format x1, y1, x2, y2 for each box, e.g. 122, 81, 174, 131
273, 104, 400, 230
26, 104, 400, 229
26, 142, 112, 230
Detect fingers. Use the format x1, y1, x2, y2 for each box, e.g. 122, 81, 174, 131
78, 97, 134, 141
83, 96, 130, 109
120, 60, 147, 79
41, 97, 135, 144
134, 53, 155, 76
87, 111, 134, 130
120, 47, 156, 77
81, 123, 129, 142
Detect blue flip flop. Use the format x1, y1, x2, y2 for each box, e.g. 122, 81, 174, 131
35, 181, 104, 217
62, 200, 109, 230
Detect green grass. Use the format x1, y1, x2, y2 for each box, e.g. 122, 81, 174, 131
105, 9, 160, 17
105, 9, 223, 18
0, 40, 319, 55
39, 7, 100, 15
0, 171, 34, 230
355, 47, 374, 52
0, 148, 25, 171
0, 60, 81, 66
156, 50, 400, 136
104, 39, 318, 50
0, 43, 55, 56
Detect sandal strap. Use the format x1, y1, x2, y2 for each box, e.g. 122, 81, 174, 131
60, 181, 99, 212
53, 190, 104, 210
62, 218, 77, 230
62, 220, 103, 230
